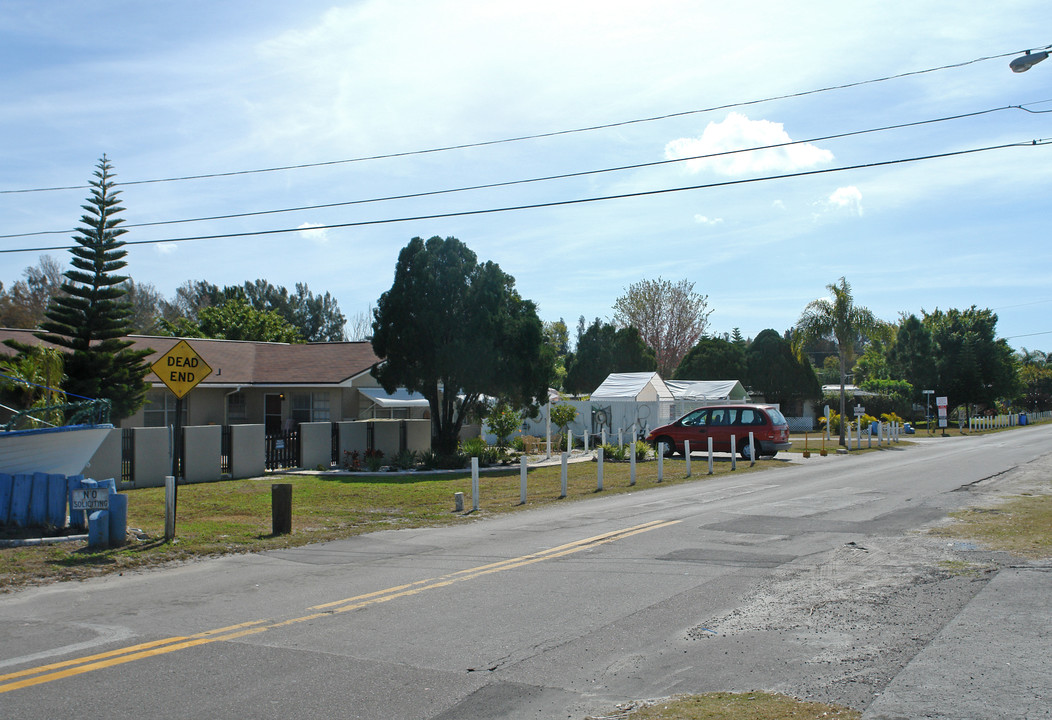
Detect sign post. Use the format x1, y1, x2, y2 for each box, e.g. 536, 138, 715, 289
151, 340, 213, 539
936, 396, 949, 435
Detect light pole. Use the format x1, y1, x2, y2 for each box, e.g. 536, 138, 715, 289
1010, 47, 1051, 73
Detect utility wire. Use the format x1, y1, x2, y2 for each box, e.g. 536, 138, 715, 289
0, 47, 1031, 196
0, 139, 1045, 255
0, 105, 1030, 240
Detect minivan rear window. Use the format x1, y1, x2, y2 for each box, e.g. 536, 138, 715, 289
766, 408, 788, 425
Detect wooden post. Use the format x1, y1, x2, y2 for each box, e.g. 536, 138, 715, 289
271, 483, 292, 535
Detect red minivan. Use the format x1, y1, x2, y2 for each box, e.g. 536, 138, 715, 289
647, 404, 791, 460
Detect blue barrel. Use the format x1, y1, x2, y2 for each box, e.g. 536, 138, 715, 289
0, 473, 12, 525
88, 510, 110, 548
107, 493, 128, 547
1020, 413, 1028, 426
10, 474, 32, 527
67, 475, 86, 530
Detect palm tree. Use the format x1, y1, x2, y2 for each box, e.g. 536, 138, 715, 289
0, 345, 66, 428
796, 277, 878, 446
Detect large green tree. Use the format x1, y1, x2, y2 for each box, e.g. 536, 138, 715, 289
745, 329, 820, 409
168, 279, 346, 341
33, 156, 151, 422
371, 236, 553, 454
163, 296, 303, 342
563, 319, 656, 394
612, 277, 711, 378
888, 314, 938, 406
923, 307, 1018, 418
796, 277, 878, 446
673, 336, 747, 380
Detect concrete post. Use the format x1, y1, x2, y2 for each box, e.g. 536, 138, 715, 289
471, 457, 479, 511
684, 440, 691, 477
519, 455, 527, 505
597, 447, 604, 491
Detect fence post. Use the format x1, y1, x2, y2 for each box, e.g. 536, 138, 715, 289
164, 475, 176, 540
597, 447, 604, 491
471, 457, 479, 511
272, 483, 292, 535
629, 439, 636, 486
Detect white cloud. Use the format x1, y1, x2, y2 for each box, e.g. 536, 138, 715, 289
298, 222, 330, 243
154, 243, 178, 255
665, 112, 834, 176
694, 215, 724, 226
827, 186, 864, 216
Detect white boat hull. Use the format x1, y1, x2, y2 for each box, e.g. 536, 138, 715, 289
0, 425, 114, 477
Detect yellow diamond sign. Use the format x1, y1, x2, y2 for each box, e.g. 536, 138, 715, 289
151, 340, 213, 399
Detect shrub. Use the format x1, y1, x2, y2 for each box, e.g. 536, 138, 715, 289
632, 440, 650, 462
393, 449, 419, 470
487, 401, 522, 450
598, 443, 628, 462
364, 448, 385, 472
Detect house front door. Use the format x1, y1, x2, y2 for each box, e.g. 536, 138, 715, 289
265, 393, 283, 435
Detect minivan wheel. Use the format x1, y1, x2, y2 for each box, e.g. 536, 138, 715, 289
656, 437, 677, 456
740, 442, 757, 460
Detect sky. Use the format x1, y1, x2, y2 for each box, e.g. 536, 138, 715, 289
2, 1, 1051, 353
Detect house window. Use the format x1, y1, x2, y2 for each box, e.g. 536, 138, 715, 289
290, 391, 330, 424
142, 389, 188, 427
227, 392, 248, 424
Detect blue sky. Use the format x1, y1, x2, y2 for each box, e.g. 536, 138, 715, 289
2, 1, 1051, 352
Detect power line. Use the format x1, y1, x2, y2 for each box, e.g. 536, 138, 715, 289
1, 139, 1044, 256
0, 105, 1030, 241
0, 47, 1030, 196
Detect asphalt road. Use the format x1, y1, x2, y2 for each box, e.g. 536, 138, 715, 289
1, 425, 1049, 719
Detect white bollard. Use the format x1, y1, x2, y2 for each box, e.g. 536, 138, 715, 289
707, 437, 714, 475
657, 443, 664, 482
731, 435, 737, 470
748, 432, 755, 466
471, 457, 480, 511
520, 455, 527, 505
560, 452, 568, 498
684, 439, 691, 477
597, 447, 604, 491
164, 475, 176, 541
629, 437, 636, 486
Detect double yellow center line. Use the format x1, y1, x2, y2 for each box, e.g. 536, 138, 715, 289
0, 519, 678, 694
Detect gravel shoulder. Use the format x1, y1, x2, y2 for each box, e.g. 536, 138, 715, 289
684, 451, 1052, 716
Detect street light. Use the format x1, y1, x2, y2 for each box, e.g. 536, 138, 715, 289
1010, 47, 1050, 73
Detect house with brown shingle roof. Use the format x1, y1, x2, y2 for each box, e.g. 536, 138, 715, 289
0, 329, 428, 431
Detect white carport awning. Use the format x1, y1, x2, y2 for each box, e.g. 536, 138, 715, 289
665, 379, 748, 402
359, 388, 431, 408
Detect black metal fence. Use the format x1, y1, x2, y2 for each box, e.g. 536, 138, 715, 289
265, 430, 300, 471
121, 428, 134, 484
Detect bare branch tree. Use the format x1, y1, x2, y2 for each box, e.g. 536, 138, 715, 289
612, 278, 712, 378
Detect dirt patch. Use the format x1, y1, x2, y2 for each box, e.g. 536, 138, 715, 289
687, 536, 994, 709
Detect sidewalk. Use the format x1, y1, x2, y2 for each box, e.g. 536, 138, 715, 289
863, 566, 1052, 719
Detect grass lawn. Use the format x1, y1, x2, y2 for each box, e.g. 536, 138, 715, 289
588, 692, 860, 719
1, 454, 783, 590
